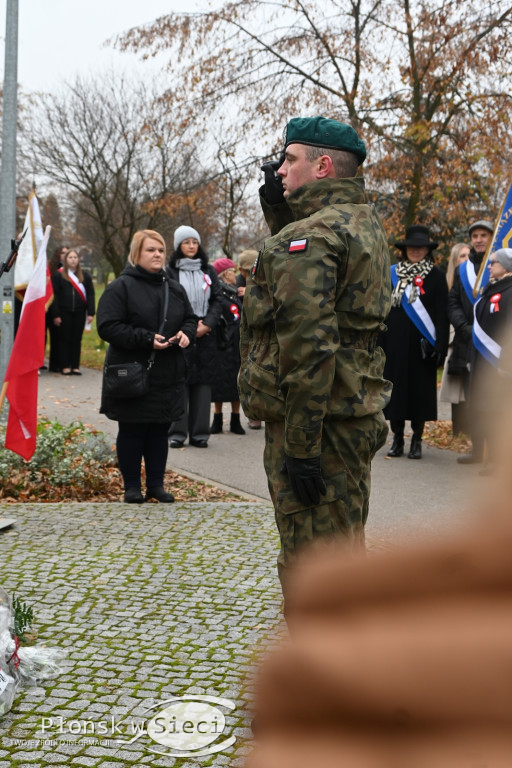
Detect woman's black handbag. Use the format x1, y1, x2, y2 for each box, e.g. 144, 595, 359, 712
103, 361, 151, 399
102, 278, 169, 399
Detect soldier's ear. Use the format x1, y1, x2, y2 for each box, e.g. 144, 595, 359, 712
316, 154, 334, 179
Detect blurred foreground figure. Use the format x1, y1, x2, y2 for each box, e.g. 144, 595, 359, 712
246, 441, 512, 768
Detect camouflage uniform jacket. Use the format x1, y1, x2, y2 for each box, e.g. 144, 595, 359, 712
239, 175, 392, 459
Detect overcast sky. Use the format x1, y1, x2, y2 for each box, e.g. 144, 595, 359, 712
0, 0, 202, 93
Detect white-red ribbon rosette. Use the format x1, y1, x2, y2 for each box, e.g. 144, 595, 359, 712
413, 276, 425, 295
490, 293, 501, 313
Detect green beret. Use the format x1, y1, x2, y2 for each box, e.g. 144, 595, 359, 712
284, 116, 367, 165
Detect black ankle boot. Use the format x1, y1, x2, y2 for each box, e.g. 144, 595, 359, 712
408, 435, 422, 459
145, 486, 175, 503
124, 488, 144, 504
387, 435, 404, 457
210, 412, 223, 434
230, 413, 246, 435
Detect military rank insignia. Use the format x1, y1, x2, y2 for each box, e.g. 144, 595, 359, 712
288, 238, 308, 253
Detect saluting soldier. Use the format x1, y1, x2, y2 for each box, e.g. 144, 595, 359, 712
239, 116, 392, 610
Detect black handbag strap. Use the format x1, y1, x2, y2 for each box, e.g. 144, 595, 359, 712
148, 278, 170, 369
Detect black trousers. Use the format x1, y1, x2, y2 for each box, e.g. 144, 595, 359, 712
116, 422, 170, 490
46, 313, 62, 371
390, 419, 425, 439
60, 309, 85, 369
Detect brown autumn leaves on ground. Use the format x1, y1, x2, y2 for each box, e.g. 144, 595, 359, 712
0, 422, 468, 504
0, 465, 240, 504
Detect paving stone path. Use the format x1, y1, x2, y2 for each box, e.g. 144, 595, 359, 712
0, 501, 282, 767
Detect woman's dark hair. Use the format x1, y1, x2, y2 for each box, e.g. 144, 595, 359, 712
49, 245, 68, 275
169, 244, 209, 271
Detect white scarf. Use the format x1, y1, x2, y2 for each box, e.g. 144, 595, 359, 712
176, 258, 211, 317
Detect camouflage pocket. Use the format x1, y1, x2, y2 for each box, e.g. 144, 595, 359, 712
239, 358, 286, 421
277, 469, 348, 516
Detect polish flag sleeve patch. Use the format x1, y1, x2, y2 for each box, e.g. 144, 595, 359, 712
288, 238, 308, 253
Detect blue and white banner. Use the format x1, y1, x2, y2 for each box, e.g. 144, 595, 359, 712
472, 307, 502, 368
474, 181, 512, 297
391, 266, 436, 346
460, 259, 487, 305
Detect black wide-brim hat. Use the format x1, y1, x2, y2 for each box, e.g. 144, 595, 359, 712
395, 225, 438, 251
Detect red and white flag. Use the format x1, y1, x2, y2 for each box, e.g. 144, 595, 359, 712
1, 225, 52, 459
15, 190, 44, 301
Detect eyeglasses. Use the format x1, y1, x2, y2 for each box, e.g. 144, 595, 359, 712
488, 260, 498, 266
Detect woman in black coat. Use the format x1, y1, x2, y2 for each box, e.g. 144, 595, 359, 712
166, 226, 223, 448
51, 248, 95, 375
97, 229, 196, 504
210, 257, 245, 435
470, 248, 512, 475
380, 225, 449, 459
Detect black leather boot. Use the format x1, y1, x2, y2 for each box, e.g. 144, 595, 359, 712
210, 412, 223, 434
124, 488, 144, 504
145, 486, 175, 503
387, 435, 404, 457
230, 413, 246, 435
408, 435, 422, 459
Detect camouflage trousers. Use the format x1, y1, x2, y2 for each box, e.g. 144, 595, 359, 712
263, 413, 388, 599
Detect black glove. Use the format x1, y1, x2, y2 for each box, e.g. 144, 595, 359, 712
260, 154, 285, 204
432, 344, 445, 367
281, 454, 327, 507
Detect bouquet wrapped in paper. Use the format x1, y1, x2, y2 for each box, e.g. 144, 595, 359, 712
0, 587, 65, 716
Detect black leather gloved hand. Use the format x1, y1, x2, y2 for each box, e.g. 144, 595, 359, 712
281, 454, 327, 507
261, 154, 285, 204
432, 344, 445, 367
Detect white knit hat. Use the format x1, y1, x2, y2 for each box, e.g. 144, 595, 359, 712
174, 226, 201, 251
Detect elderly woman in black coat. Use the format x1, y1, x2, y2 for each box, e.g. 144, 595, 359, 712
97, 229, 196, 503
470, 248, 512, 475
166, 226, 223, 448
380, 225, 449, 459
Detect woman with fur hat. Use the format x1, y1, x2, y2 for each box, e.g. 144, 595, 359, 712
470, 248, 512, 475
210, 257, 246, 435
380, 225, 449, 459
166, 226, 223, 448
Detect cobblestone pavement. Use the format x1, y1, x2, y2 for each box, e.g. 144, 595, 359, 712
0, 501, 282, 767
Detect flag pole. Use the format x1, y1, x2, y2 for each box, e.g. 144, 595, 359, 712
0, 382, 7, 411
0, 0, 19, 384
473, 194, 507, 299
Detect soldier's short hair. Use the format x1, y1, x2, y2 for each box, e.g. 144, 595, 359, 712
304, 144, 359, 179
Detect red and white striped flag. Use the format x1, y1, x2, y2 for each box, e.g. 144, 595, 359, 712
1, 225, 52, 459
